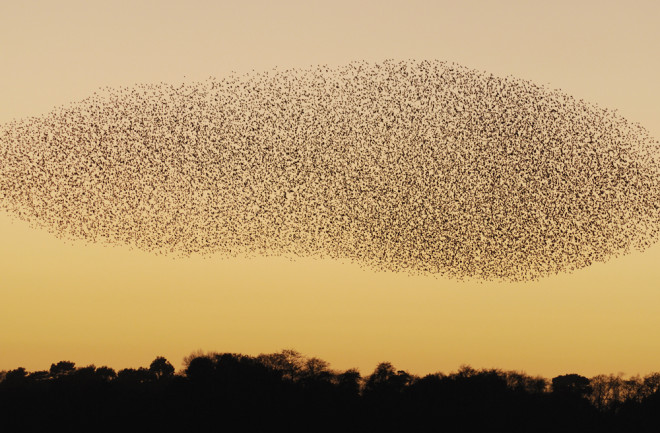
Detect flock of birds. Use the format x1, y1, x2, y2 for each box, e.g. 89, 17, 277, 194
0, 60, 658, 281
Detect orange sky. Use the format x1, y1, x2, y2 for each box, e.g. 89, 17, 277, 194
1, 0, 659, 378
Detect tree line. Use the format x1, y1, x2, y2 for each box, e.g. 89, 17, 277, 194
2, 349, 660, 432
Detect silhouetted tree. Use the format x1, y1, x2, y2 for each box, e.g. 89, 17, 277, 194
50, 360, 75, 377
336, 368, 361, 398
95, 366, 117, 381
552, 374, 592, 398
116, 367, 152, 384
2, 367, 27, 385
363, 362, 415, 430
642, 372, 660, 396
3, 350, 660, 432
184, 355, 215, 382
149, 357, 175, 380
364, 362, 413, 396
505, 370, 548, 394
301, 357, 332, 385
27, 370, 49, 382
256, 349, 305, 381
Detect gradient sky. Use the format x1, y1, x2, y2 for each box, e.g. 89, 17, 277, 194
1, 0, 659, 378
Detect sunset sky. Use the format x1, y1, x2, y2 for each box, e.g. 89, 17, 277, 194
1, 0, 659, 378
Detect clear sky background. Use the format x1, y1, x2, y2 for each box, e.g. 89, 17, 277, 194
0, 0, 659, 377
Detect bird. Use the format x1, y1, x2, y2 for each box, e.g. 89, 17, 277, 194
0, 60, 658, 281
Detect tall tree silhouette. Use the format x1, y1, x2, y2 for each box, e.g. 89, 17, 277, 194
149, 357, 175, 380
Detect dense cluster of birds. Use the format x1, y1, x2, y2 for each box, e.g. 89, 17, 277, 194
0, 60, 658, 281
